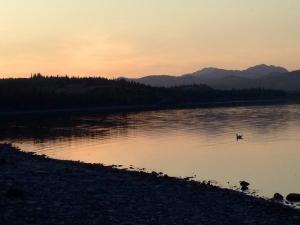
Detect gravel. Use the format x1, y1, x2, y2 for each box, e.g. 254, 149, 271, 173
0, 144, 299, 225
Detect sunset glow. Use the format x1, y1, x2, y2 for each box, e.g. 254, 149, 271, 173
1, 0, 300, 77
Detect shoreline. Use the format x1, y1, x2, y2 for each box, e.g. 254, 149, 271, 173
0, 144, 299, 225
0, 98, 296, 117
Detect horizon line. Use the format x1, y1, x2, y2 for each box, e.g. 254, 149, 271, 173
1, 63, 299, 79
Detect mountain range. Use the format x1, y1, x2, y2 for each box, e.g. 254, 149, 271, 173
130, 64, 300, 91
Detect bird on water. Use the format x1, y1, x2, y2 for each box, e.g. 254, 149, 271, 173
236, 134, 243, 141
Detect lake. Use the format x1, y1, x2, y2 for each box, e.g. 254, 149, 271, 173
2, 104, 300, 198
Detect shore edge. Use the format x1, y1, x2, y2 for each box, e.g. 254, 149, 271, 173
0, 143, 299, 225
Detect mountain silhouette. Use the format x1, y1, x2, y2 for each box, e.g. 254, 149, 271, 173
131, 65, 300, 91
187, 64, 287, 80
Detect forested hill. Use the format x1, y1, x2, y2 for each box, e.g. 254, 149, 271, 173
0, 74, 288, 111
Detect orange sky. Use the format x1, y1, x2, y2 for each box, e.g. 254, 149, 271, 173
0, 0, 300, 78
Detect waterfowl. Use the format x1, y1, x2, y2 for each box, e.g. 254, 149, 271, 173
236, 134, 243, 141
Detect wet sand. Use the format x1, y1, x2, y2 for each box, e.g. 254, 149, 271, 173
0, 144, 299, 225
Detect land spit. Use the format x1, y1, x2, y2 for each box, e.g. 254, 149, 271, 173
0, 144, 299, 225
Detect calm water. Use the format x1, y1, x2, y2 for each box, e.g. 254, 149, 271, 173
2, 104, 300, 198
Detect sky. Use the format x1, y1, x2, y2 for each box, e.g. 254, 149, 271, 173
0, 0, 300, 78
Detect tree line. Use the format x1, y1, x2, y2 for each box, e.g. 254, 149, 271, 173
0, 74, 288, 110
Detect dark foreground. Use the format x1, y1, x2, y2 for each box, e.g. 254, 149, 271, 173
0, 144, 299, 225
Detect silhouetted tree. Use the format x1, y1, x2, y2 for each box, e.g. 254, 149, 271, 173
0, 76, 288, 110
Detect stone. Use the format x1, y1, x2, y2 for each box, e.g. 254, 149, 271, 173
286, 193, 300, 202
5, 188, 26, 199
240, 181, 250, 191
273, 193, 284, 201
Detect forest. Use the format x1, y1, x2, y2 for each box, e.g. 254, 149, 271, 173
0, 74, 289, 110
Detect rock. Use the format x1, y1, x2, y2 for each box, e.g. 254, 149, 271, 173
286, 193, 300, 202
35, 170, 49, 175
0, 158, 6, 164
151, 171, 158, 177
240, 181, 250, 191
273, 193, 284, 201
184, 176, 195, 181
5, 188, 26, 199
26, 200, 37, 205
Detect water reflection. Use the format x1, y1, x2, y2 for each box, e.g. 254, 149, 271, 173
1, 104, 300, 198
1, 104, 297, 141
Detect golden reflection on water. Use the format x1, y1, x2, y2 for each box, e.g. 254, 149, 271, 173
7, 104, 300, 198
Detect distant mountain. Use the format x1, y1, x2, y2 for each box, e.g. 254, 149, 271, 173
186, 64, 288, 80
242, 64, 288, 78
131, 65, 300, 91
